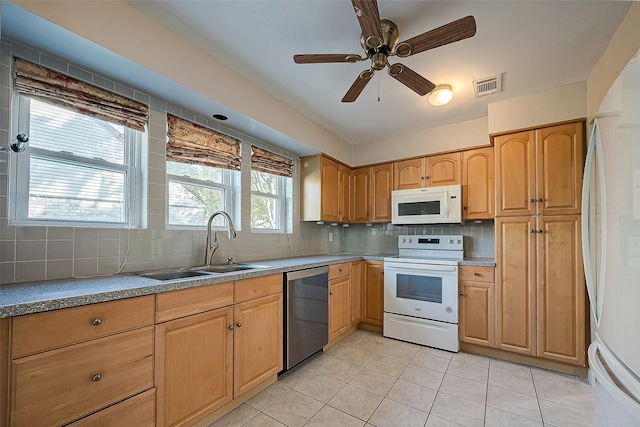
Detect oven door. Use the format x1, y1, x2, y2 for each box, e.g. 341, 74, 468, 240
384, 262, 458, 324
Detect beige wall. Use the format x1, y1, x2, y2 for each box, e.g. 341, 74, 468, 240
351, 117, 489, 166
13, 0, 353, 164
487, 82, 587, 135
587, 2, 640, 119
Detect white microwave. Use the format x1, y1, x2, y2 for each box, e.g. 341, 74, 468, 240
391, 184, 462, 225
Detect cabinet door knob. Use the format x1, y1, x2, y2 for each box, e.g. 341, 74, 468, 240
329, 292, 334, 296
463, 206, 467, 210
425, 176, 430, 180
92, 318, 102, 326
531, 229, 536, 233
236, 322, 243, 328
459, 292, 465, 297
229, 325, 234, 330
92, 374, 102, 382
538, 197, 544, 202
530, 198, 535, 202
538, 229, 544, 233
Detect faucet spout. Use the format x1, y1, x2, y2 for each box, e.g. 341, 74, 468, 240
204, 211, 237, 266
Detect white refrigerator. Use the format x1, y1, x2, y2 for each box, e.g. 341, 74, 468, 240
582, 47, 640, 424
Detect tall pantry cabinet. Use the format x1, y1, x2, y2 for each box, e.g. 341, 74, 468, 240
494, 121, 586, 366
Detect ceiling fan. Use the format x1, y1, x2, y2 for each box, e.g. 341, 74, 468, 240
293, 0, 476, 102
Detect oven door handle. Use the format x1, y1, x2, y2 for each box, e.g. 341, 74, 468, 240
384, 265, 457, 273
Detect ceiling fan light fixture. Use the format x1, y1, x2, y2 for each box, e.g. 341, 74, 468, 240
428, 84, 453, 106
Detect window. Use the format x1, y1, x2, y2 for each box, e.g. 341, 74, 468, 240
251, 170, 290, 231
166, 162, 238, 228
10, 97, 142, 226
250, 146, 293, 233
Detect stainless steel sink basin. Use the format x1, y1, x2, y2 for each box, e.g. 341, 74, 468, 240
195, 264, 273, 273
133, 270, 214, 281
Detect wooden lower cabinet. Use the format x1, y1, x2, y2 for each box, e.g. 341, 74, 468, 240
67, 389, 155, 427
363, 261, 384, 325
350, 261, 363, 324
495, 215, 586, 365
329, 275, 351, 340
233, 293, 283, 397
459, 266, 495, 347
155, 307, 233, 427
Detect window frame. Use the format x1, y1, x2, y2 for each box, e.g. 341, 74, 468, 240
165, 162, 237, 230
250, 169, 290, 234
9, 94, 142, 228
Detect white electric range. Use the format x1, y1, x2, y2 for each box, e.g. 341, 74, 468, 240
383, 235, 463, 352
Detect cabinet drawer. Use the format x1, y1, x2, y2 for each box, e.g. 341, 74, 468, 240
329, 262, 351, 279
11, 295, 154, 358
235, 274, 282, 303
156, 282, 233, 323
11, 327, 154, 427
459, 266, 495, 283
67, 388, 155, 427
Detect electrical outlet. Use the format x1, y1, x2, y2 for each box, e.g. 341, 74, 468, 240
328, 232, 333, 242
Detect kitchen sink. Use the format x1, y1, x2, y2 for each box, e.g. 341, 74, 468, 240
133, 269, 214, 281
195, 264, 273, 273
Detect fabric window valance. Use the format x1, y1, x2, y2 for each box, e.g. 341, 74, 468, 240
166, 114, 241, 171
14, 58, 148, 131
251, 145, 294, 178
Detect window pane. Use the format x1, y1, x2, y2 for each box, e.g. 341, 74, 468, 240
28, 156, 125, 222
251, 194, 279, 229
168, 181, 225, 226
167, 161, 223, 183
29, 99, 125, 164
251, 170, 278, 194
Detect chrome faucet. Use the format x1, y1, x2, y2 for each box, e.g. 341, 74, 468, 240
204, 211, 237, 266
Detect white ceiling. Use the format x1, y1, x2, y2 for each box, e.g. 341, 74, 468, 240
1, 1, 632, 155
127, 0, 631, 145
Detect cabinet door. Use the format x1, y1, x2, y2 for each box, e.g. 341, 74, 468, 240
393, 158, 424, 190
339, 165, 352, 222
363, 262, 384, 325
494, 131, 536, 216
234, 293, 283, 397
535, 122, 584, 215
370, 163, 393, 223
320, 157, 341, 222
495, 216, 536, 356
426, 153, 461, 187
155, 308, 233, 427
352, 167, 371, 223
459, 280, 495, 347
350, 261, 363, 325
462, 147, 494, 219
537, 215, 585, 365
329, 276, 351, 340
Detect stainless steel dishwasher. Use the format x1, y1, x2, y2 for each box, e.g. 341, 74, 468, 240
284, 266, 329, 370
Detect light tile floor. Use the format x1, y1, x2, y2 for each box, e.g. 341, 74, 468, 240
209, 330, 611, 427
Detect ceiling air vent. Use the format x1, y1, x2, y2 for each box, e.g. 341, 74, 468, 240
473, 75, 502, 98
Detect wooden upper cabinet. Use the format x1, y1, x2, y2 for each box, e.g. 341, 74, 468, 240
393, 153, 461, 190
370, 163, 393, 223
393, 158, 423, 190
535, 123, 584, 215
495, 121, 585, 217
494, 130, 536, 217
339, 165, 352, 222
320, 156, 341, 222
426, 153, 462, 187
462, 147, 494, 220
352, 167, 370, 223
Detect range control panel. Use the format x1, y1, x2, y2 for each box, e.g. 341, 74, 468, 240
397, 235, 464, 251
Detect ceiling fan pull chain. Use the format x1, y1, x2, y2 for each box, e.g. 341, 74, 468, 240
377, 72, 380, 102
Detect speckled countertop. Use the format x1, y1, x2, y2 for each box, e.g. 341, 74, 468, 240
458, 257, 496, 267
0, 253, 494, 318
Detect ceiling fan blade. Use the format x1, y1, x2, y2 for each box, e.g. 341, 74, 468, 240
395, 15, 476, 57
387, 63, 435, 96
342, 70, 374, 102
293, 54, 363, 64
351, 0, 383, 48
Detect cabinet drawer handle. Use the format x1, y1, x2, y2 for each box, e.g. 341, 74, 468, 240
92, 374, 102, 382
229, 325, 234, 330
92, 318, 102, 326
473, 272, 480, 276
236, 322, 243, 328
339, 268, 343, 272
